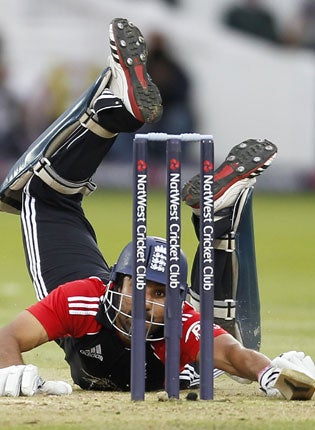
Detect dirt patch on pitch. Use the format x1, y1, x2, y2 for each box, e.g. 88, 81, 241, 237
1, 376, 315, 430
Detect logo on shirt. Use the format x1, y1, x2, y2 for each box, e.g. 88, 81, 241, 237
185, 321, 201, 342
80, 344, 103, 362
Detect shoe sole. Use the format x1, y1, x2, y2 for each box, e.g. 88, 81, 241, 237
109, 18, 162, 123
275, 369, 315, 400
182, 139, 277, 208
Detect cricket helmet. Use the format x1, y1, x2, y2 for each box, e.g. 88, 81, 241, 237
103, 236, 188, 341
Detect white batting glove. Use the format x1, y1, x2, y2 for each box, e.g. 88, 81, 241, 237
0, 364, 72, 396
38, 380, 72, 395
0, 365, 40, 396
259, 352, 315, 400
272, 351, 315, 380
258, 366, 282, 397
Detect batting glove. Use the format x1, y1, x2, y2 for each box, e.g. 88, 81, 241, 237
259, 355, 315, 401
0, 364, 72, 396
258, 366, 282, 397
272, 351, 315, 379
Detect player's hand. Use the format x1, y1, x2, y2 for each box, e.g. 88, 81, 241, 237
0, 364, 72, 396
258, 366, 282, 398
272, 351, 315, 380
0, 364, 41, 396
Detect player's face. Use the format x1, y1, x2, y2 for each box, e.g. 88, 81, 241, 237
115, 276, 166, 342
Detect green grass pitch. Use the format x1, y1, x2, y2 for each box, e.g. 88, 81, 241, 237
0, 190, 315, 429
1, 190, 315, 354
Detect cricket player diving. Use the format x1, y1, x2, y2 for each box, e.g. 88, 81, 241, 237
0, 18, 314, 399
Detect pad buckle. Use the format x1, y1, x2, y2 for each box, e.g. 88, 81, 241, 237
214, 299, 236, 320
33, 157, 97, 196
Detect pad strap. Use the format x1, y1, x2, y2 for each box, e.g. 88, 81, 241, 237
80, 113, 117, 138
189, 290, 236, 320
214, 232, 235, 252
33, 158, 97, 196
213, 299, 236, 320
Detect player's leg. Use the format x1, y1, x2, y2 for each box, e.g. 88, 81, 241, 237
0, 18, 162, 214
182, 139, 277, 348
182, 138, 277, 214
50, 17, 163, 183
17, 18, 162, 298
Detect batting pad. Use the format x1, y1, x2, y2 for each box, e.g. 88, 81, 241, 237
189, 187, 261, 350
0, 67, 111, 214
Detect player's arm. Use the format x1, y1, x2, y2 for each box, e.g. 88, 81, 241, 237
196, 333, 315, 400
182, 305, 269, 383
0, 278, 102, 397
0, 310, 49, 368
0, 310, 72, 396
0, 289, 76, 397
200, 333, 271, 381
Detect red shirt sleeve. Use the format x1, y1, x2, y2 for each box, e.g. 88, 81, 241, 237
152, 302, 227, 369
27, 277, 105, 340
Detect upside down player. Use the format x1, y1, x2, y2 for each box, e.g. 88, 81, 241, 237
0, 18, 315, 399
